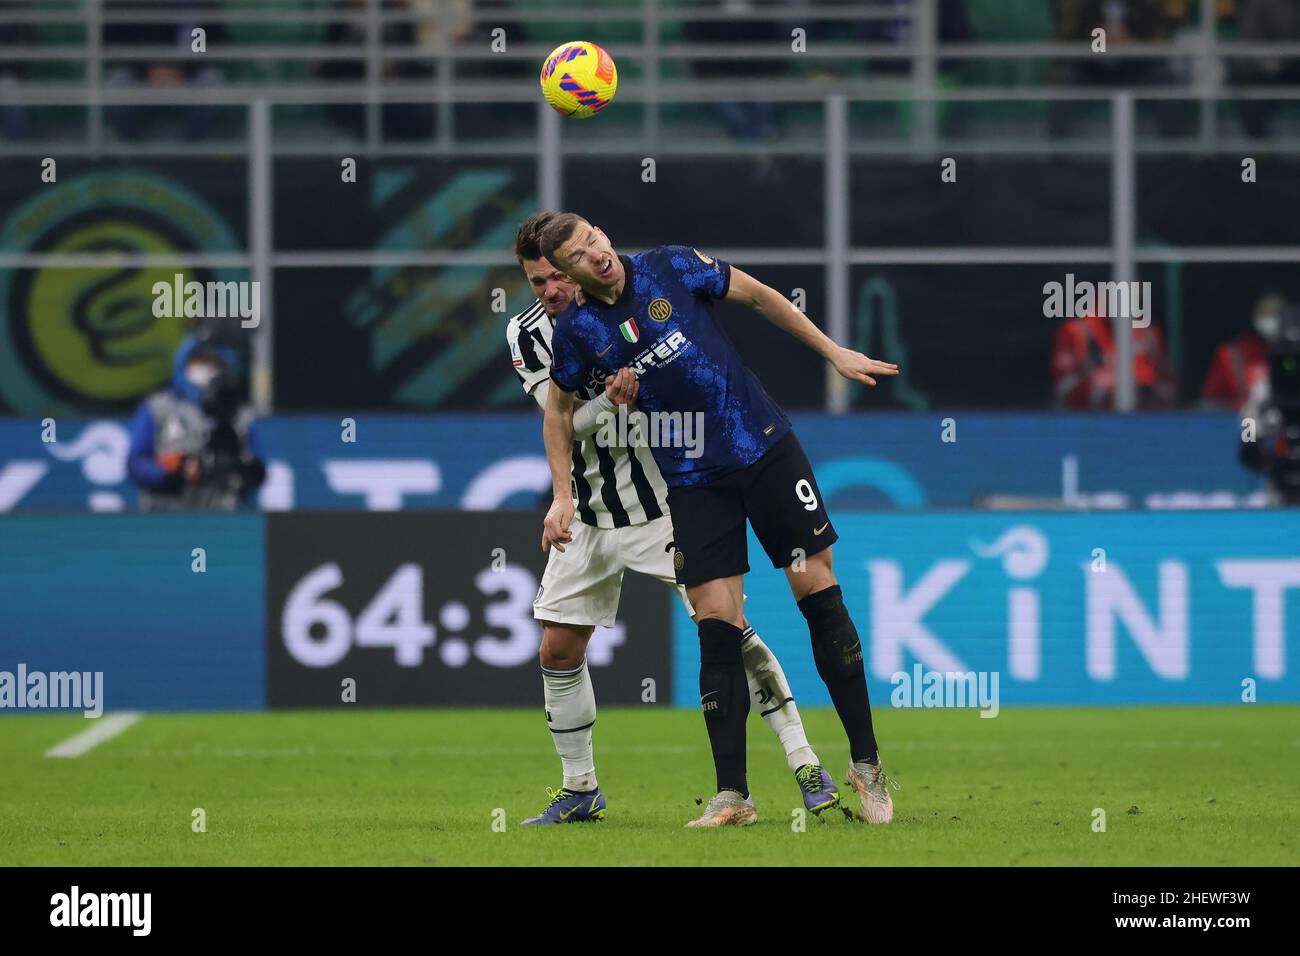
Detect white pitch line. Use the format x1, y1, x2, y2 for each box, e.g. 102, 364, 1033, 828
45, 712, 143, 758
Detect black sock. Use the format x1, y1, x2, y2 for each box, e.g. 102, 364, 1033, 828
697, 617, 749, 796
798, 585, 879, 764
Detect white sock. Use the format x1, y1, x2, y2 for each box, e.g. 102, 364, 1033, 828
741, 627, 819, 772
541, 658, 598, 792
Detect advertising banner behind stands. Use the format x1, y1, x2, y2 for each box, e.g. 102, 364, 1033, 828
2, 511, 1294, 712
0, 514, 265, 711
4, 157, 1299, 418
0, 162, 248, 418
0, 412, 1264, 513
675, 511, 1300, 709
264, 511, 672, 708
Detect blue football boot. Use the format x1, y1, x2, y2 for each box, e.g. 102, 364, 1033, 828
795, 764, 847, 818
521, 786, 607, 825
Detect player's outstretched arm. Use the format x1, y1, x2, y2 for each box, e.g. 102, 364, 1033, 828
541, 380, 577, 552
724, 266, 900, 386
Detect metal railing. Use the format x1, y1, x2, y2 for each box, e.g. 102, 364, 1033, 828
3, 91, 1297, 414
3, 0, 1300, 150
2, 1, 1299, 412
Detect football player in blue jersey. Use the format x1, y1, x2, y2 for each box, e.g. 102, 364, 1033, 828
537, 213, 900, 827
508, 212, 841, 826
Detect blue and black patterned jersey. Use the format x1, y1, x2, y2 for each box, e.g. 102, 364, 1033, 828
550, 245, 790, 488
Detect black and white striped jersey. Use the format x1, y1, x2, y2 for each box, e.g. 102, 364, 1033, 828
507, 298, 669, 529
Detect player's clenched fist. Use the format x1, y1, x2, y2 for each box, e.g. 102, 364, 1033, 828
830, 347, 899, 386
542, 496, 575, 552
603, 367, 639, 405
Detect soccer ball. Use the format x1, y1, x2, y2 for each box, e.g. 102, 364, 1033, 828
540, 41, 618, 119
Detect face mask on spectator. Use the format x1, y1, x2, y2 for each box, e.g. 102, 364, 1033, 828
1254, 312, 1281, 343
186, 361, 219, 390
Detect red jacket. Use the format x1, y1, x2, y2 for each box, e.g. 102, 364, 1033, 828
1201, 332, 1270, 412
1052, 313, 1175, 409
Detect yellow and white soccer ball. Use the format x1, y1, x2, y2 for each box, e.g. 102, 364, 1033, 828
540, 41, 618, 119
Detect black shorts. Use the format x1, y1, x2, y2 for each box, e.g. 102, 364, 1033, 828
665, 431, 838, 587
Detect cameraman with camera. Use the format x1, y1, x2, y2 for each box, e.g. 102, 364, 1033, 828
127, 336, 266, 511
1241, 306, 1300, 506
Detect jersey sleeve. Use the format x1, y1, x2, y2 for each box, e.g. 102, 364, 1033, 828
506, 313, 551, 396
665, 245, 731, 300
548, 316, 586, 393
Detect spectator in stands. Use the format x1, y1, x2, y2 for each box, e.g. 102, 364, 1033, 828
793, 0, 970, 82
1052, 309, 1177, 409
935, 0, 975, 73
438, 0, 528, 137
686, 0, 782, 142
1049, 0, 1190, 137
318, 0, 435, 141
1201, 293, 1285, 411
103, 0, 228, 141
411, 0, 474, 55
128, 336, 265, 512
0, 21, 35, 139
450, 0, 526, 81
1233, 0, 1300, 137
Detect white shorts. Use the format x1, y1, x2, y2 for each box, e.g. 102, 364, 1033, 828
533, 514, 694, 628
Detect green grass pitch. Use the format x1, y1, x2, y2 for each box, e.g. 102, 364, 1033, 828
2, 705, 1296, 866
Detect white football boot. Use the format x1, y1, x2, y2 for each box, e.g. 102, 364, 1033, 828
846, 759, 898, 824
685, 789, 758, 828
